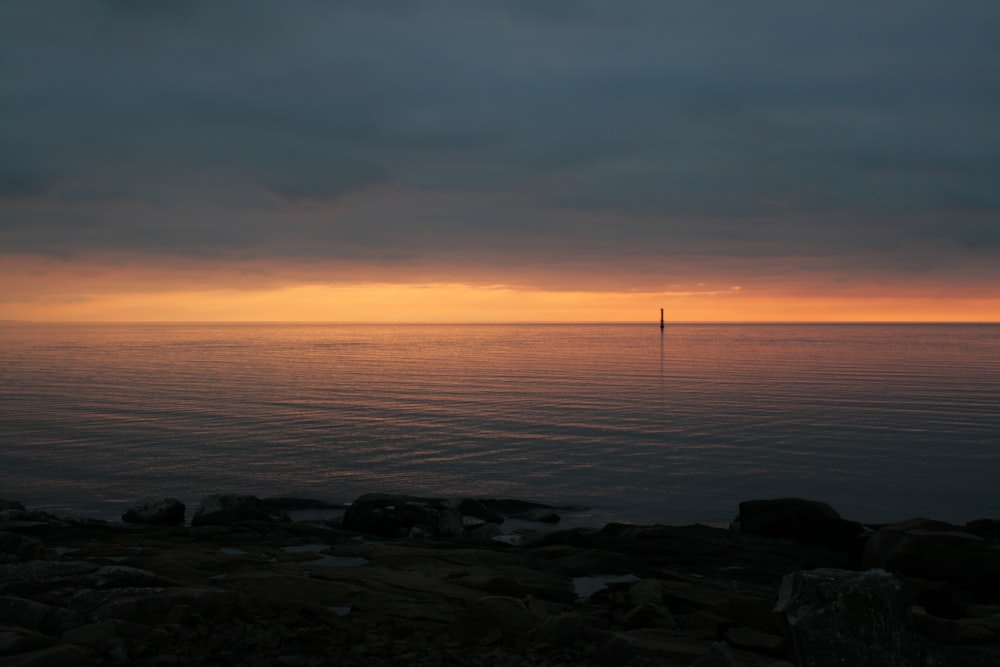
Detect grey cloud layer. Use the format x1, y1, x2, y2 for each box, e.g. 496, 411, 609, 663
2, 1, 999, 286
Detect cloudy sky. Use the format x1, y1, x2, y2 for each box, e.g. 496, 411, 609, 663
2, 1, 998, 321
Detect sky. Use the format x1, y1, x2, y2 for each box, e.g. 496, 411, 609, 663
2, 1, 999, 322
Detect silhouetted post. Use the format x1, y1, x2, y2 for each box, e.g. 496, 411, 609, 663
660, 308, 664, 331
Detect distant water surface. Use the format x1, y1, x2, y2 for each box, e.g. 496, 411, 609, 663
1, 323, 998, 526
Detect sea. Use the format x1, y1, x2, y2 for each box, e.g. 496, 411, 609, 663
1, 322, 998, 528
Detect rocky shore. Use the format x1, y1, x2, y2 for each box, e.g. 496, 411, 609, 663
2, 494, 999, 666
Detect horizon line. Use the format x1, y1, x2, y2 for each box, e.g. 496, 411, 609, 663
3, 319, 998, 326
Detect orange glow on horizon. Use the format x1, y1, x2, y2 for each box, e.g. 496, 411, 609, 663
2, 253, 997, 323
2, 281, 998, 324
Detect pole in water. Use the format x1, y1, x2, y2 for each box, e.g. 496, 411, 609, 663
660, 308, 665, 331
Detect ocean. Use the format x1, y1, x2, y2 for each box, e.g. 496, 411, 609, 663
1, 322, 998, 527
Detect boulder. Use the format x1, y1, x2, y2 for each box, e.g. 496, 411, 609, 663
0, 531, 46, 562
733, 498, 865, 554
863, 517, 1000, 584
452, 498, 504, 524
621, 602, 678, 630
0, 561, 98, 595
93, 587, 250, 625
690, 641, 742, 667
342, 494, 504, 538
774, 568, 918, 667
191, 494, 277, 526
0, 625, 54, 655
121, 497, 186, 525
0, 595, 85, 635
0, 509, 58, 524
0, 499, 26, 512
342, 494, 439, 538
451, 595, 545, 645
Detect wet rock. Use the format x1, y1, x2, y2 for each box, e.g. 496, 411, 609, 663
733, 498, 865, 554
0, 499, 26, 512
121, 497, 186, 525
774, 568, 918, 667
191, 493, 278, 526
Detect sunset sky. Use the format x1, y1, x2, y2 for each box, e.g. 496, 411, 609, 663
2, 2, 998, 322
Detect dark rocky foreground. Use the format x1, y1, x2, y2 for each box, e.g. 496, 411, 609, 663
2, 494, 1000, 666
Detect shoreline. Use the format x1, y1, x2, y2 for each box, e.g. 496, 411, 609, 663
12, 491, 998, 535
2, 492, 999, 665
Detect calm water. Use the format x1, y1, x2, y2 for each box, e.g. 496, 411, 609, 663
1, 322, 998, 527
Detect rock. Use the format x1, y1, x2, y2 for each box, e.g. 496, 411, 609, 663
608, 630, 714, 664
342, 494, 504, 538
774, 568, 918, 667
478, 498, 557, 516
0, 499, 26, 512
509, 508, 561, 523
342, 494, 439, 537
728, 595, 783, 635
733, 498, 865, 554
629, 578, 665, 606
451, 595, 545, 645
468, 522, 501, 540
191, 494, 277, 526
0, 561, 98, 595
690, 641, 742, 667
121, 497, 186, 525
453, 498, 504, 524
0, 509, 58, 524
93, 588, 250, 625
0, 531, 46, 562
0, 643, 95, 666
0, 595, 84, 635
723, 625, 787, 654
0, 625, 54, 656
60, 620, 122, 647
75, 565, 182, 591
437, 508, 464, 537
923, 645, 1000, 667
621, 602, 678, 630
863, 517, 1000, 583
533, 612, 602, 649
965, 518, 1000, 544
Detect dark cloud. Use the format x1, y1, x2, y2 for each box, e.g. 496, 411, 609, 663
1, 1, 998, 287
